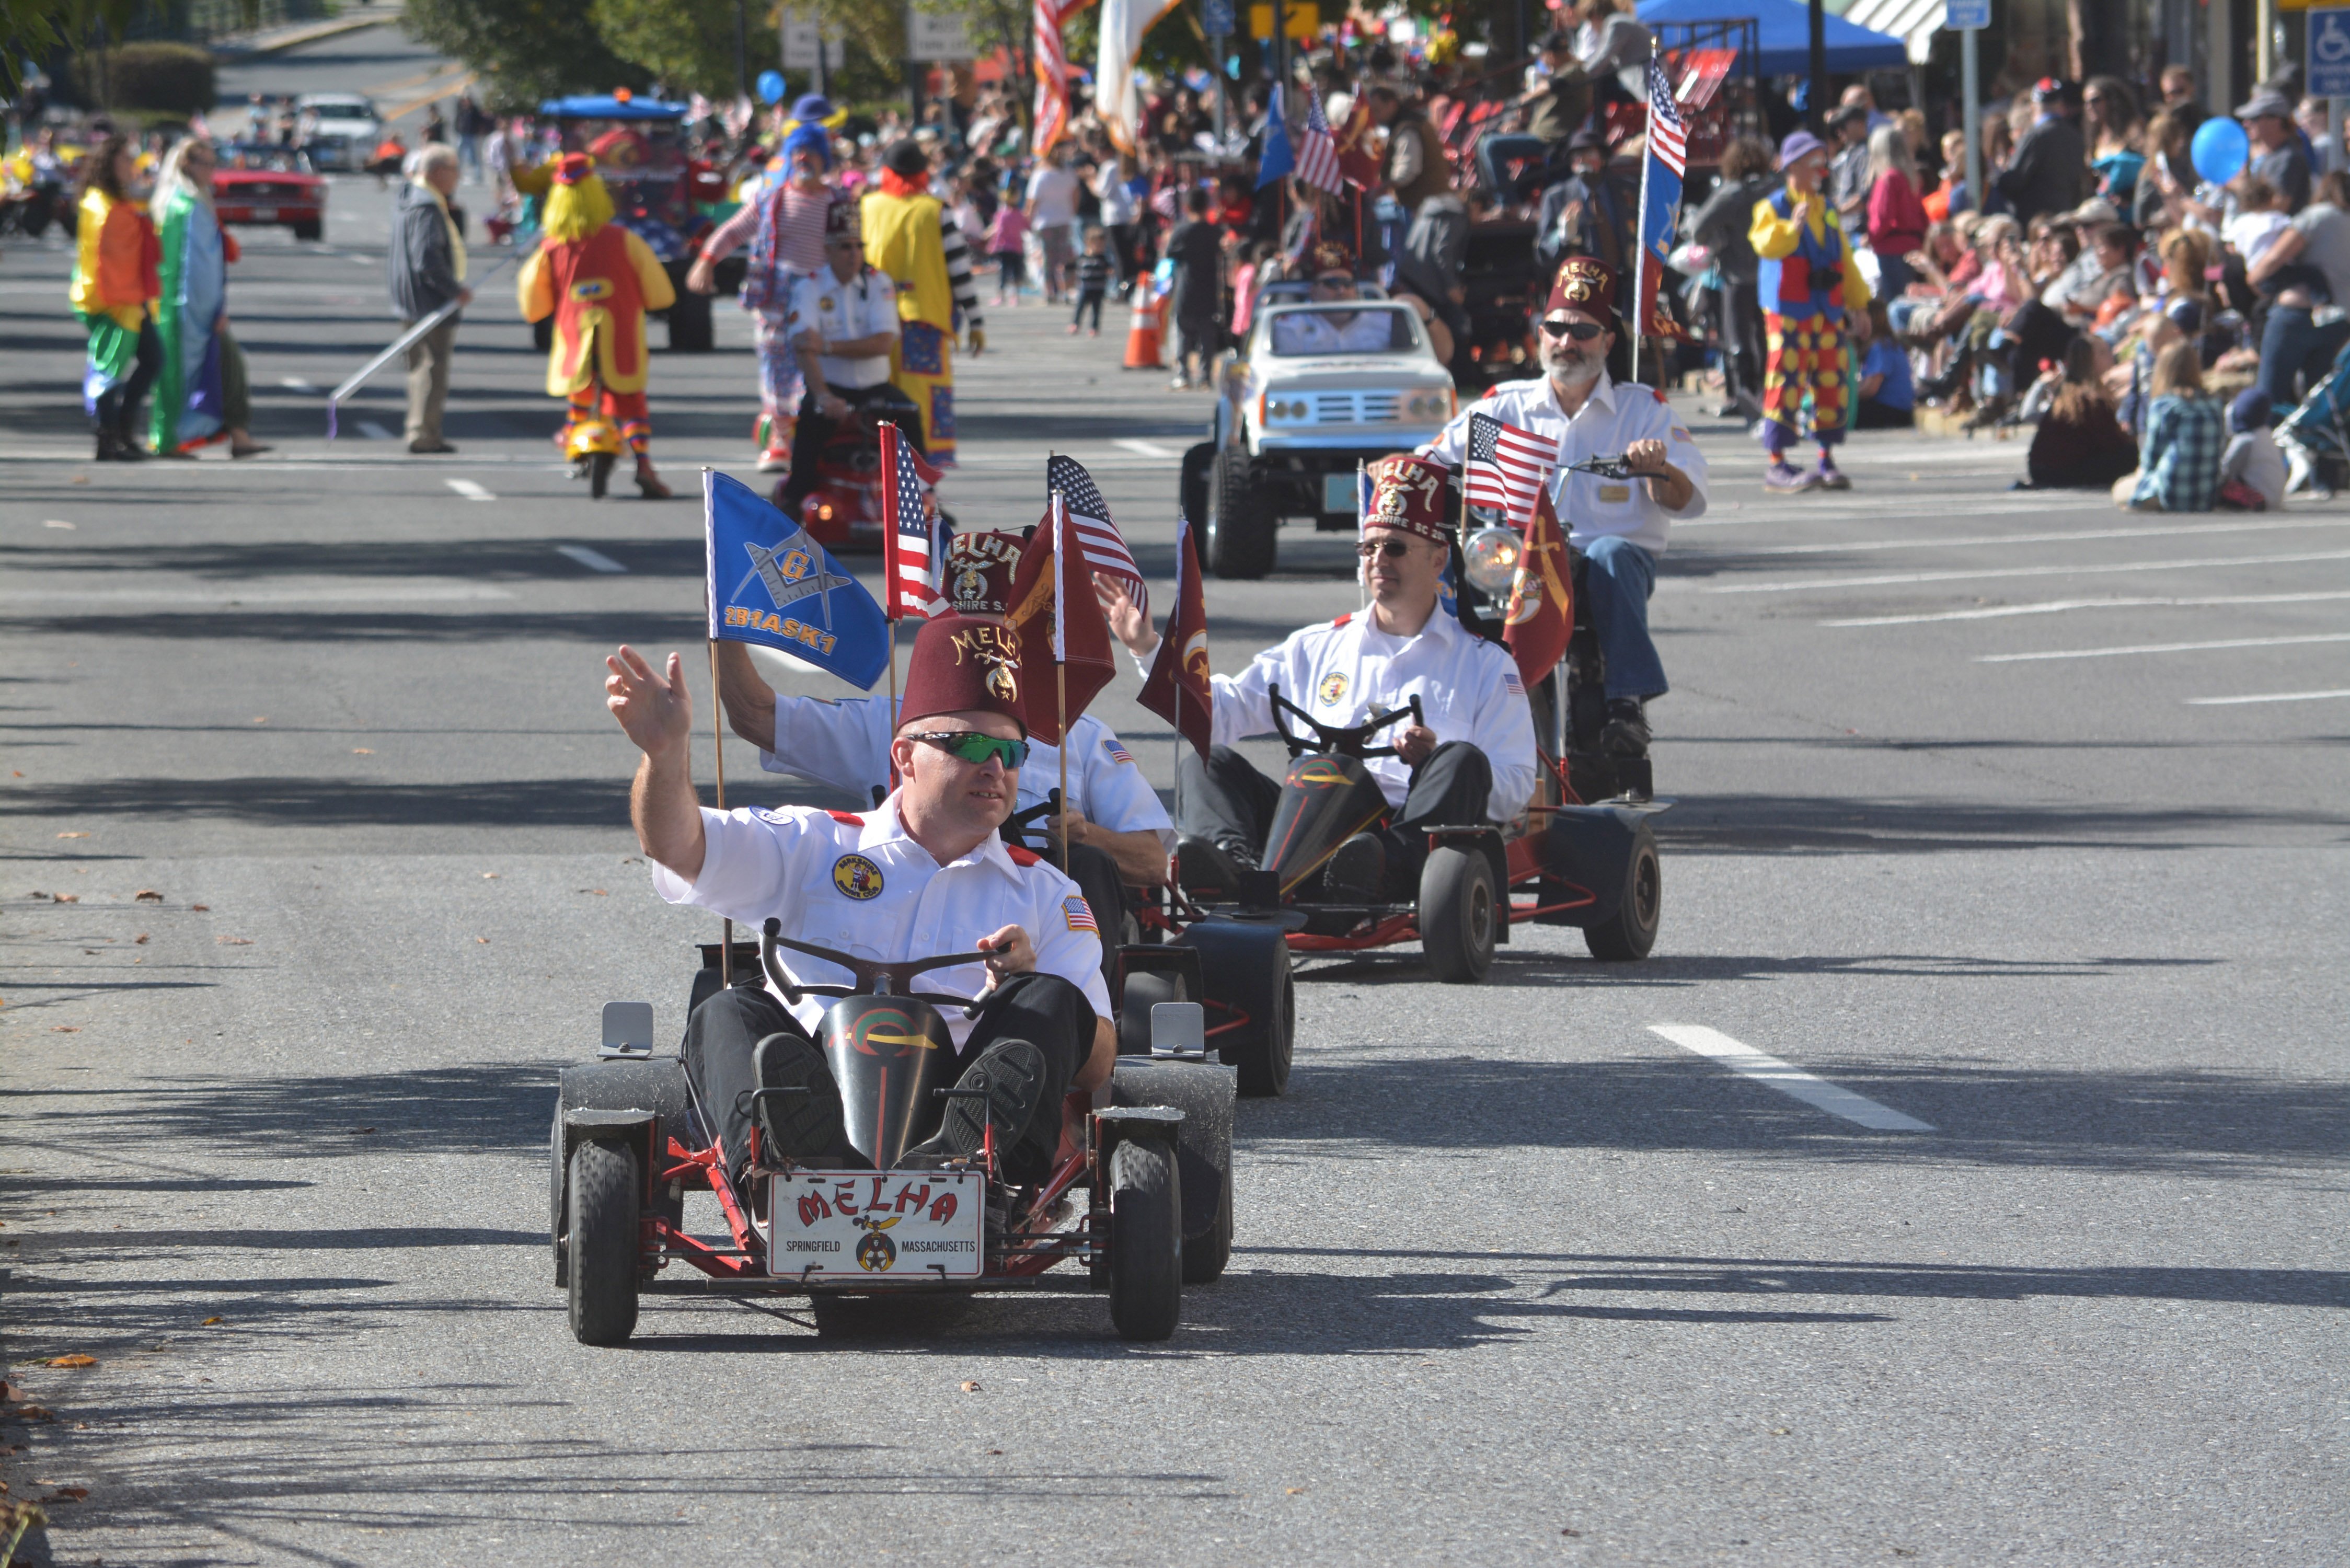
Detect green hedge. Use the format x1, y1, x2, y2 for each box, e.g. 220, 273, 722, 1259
69, 42, 218, 116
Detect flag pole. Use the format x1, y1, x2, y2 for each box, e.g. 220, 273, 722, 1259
707, 636, 732, 986
1050, 473, 1072, 875
1631, 130, 1650, 390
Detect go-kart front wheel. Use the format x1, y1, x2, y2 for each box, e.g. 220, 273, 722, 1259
1108, 1138, 1182, 1341
566, 1138, 641, 1347
588, 451, 615, 500
1419, 843, 1497, 984
1583, 824, 1661, 962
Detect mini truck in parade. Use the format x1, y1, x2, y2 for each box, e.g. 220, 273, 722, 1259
1181, 286, 1458, 579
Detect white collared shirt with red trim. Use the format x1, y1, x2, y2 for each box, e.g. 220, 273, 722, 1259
651, 792, 1113, 1047
1418, 371, 1711, 554
1202, 607, 1538, 823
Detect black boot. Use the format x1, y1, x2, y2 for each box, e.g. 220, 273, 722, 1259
111, 424, 148, 462
93, 427, 118, 462
1322, 831, 1386, 901
1600, 699, 1651, 758
902, 1040, 1047, 1168
1175, 834, 1255, 895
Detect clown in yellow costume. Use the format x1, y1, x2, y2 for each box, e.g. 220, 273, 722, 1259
860, 138, 984, 464
517, 153, 678, 499
1748, 130, 1871, 494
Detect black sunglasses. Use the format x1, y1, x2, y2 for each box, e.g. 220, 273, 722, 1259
1354, 538, 1417, 560
1540, 318, 1606, 340
908, 731, 1030, 768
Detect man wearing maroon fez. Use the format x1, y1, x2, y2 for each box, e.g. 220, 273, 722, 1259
604, 613, 1116, 1182
1098, 453, 1537, 903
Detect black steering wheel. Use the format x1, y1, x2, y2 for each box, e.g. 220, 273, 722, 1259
999, 787, 1063, 851
1567, 452, 1637, 481
758, 917, 990, 1014
1266, 684, 1423, 760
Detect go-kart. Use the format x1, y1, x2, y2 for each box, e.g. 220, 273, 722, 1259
550, 918, 1236, 1347
776, 385, 932, 552
1144, 679, 1663, 987
564, 413, 625, 500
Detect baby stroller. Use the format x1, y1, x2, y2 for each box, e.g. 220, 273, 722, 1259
2275, 338, 2350, 499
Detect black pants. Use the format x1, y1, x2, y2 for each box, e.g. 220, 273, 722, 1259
1073, 287, 1105, 330
1176, 741, 1495, 894
95, 317, 163, 437
1721, 279, 1764, 419
778, 382, 914, 519
683, 970, 1096, 1185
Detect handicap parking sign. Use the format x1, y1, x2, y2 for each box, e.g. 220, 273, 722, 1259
1944, 0, 1989, 30
2313, 8, 2350, 99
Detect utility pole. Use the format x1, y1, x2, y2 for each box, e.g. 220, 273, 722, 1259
734, 0, 750, 102
1807, 0, 1826, 132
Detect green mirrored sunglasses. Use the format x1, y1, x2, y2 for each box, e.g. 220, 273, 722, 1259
908, 731, 1031, 768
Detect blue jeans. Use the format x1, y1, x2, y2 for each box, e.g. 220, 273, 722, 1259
1478, 134, 1552, 200
2256, 306, 2350, 406
1582, 535, 1666, 702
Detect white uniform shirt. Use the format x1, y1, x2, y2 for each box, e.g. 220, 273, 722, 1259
1269, 309, 1398, 354
1420, 372, 1710, 554
757, 697, 1176, 853
785, 267, 900, 390
653, 793, 1113, 1048
1193, 608, 1539, 823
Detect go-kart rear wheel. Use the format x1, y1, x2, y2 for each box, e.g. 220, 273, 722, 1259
1174, 920, 1295, 1097
1203, 448, 1276, 579
1116, 969, 1188, 1055
1108, 1138, 1182, 1341
1583, 824, 1661, 962
1179, 441, 1214, 529
566, 1138, 641, 1347
1419, 844, 1497, 984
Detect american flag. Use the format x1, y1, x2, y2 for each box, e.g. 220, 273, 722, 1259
1645, 55, 1688, 178
1032, 0, 1073, 158
1296, 85, 1345, 195
1062, 894, 1098, 933
1045, 455, 1148, 614
1464, 411, 1555, 526
880, 421, 948, 620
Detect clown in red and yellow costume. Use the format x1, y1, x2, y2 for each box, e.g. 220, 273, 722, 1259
518, 153, 678, 499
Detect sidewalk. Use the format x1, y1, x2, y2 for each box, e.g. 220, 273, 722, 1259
210, 6, 401, 60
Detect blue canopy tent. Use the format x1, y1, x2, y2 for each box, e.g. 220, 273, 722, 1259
1634, 0, 1909, 77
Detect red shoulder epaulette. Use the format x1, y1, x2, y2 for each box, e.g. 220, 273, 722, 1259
826, 811, 864, 826
1005, 844, 1042, 866
1652, 387, 1669, 404
1332, 612, 1353, 627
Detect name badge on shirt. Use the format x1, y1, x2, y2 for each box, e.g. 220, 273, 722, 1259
1597, 483, 1631, 503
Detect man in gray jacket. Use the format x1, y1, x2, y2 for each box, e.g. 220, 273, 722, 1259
388, 144, 470, 454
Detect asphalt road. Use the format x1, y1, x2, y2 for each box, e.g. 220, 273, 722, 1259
4, 26, 2346, 1566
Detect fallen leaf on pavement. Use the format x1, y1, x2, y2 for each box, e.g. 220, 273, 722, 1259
481, 872, 499, 879
349, 1127, 376, 1135
48, 1355, 95, 1369
959, 1380, 981, 1393
134, 890, 163, 902
1560, 1527, 1582, 1538
191, 903, 209, 910
51, 893, 77, 904
251, 717, 268, 724
476, 937, 489, 943
0, 1381, 18, 1402
580, 888, 609, 896
134, 934, 149, 944
216, 936, 252, 946
201, 1317, 223, 1326
45, 1485, 88, 1503
71, 474, 87, 482
1285, 1486, 1306, 1495
352, 747, 373, 755
49, 1026, 78, 1033
55, 833, 88, 840
10, 1406, 54, 1422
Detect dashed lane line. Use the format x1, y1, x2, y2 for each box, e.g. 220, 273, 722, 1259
1111, 438, 1179, 458
1977, 632, 2350, 663
1704, 548, 2350, 594
556, 544, 628, 573
355, 420, 394, 441
2184, 688, 2350, 706
1732, 516, 2350, 557
1823, 590, 2350, 626
445, 479, 496, 502
1649, 1025, 1935, 1132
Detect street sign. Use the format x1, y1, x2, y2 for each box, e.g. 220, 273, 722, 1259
1943, 0, 1989, 29
780, 9, 843, 70
2312, 7, 2350, 97
907, 8, 974, 60
1202, 0, 1235, 36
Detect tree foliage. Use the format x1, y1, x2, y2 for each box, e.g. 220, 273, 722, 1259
590, 0, 777, 102
402, 0, 651, 112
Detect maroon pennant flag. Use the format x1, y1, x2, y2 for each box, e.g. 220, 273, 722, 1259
1001, 497, 1115, 746
1139, 512, 1214, 760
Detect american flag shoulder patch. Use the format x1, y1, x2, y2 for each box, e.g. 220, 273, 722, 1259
1505, 671, 1525, 695
1063, 895, 1099, 933
1105, 739, 1134, 765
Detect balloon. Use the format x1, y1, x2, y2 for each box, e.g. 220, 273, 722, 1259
757, 70, 787, 107
2191, 116, 2249, 185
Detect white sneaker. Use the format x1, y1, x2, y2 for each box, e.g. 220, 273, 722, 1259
756, 448, 791, 474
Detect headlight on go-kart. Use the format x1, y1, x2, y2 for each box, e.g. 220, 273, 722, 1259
1462, 527, 1523, 596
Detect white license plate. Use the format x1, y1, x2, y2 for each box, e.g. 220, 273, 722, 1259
1322, 472, 1358, 514
766, 1169, 985, 1281
251, 207, 277, 222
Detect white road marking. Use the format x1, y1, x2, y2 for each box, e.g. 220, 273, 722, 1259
1649, 1025, 1935, 1132
1111, 438, 1178, 458
280, 376, 317, 393
556, 544, 627, 573
356, 420, 395, 441
42, 520, 75, 529
445, 479, 496, 502
1736, 516, 2349, 557
1978, 632, 2350, 663
2185, 688, 2350, 706
0, 587, 513, 605
1824, 590, 2350, 626
1707, 548, 2350, 594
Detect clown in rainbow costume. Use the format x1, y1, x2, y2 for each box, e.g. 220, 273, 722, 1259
1747, 130, 1873, 494
518, 152, 679, 499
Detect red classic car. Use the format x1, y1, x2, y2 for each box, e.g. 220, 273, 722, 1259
211, 142, 326, 241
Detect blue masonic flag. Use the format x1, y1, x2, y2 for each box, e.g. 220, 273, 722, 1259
703, 469, 890, 689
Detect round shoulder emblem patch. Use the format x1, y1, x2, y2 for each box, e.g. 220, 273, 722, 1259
1317, 671, 1350, 707
832, 853, 884, 900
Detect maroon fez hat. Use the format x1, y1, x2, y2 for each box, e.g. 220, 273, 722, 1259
1546, 255, 1619, 318
823, 191, 860, 238
900, 613, 1026, 734
1362, 454, 1452, 545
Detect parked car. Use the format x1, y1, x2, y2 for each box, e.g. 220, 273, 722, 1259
295, 92, 383, 173
211, 143, 327, 241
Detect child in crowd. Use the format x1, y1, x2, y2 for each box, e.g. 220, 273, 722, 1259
1854, 300, 1915, 426
1070, 226, 1114, 336
986, 199, 1028, 306
2220, 388, 2287, 509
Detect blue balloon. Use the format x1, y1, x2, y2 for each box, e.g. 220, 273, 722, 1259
757, 69, 787, 107
2191, 116, 2249, 185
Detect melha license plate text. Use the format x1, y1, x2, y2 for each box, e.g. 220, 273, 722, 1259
768, 1170, 985, 1279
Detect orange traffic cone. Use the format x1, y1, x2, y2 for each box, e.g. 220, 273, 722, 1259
1123, 290, 1164, 370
